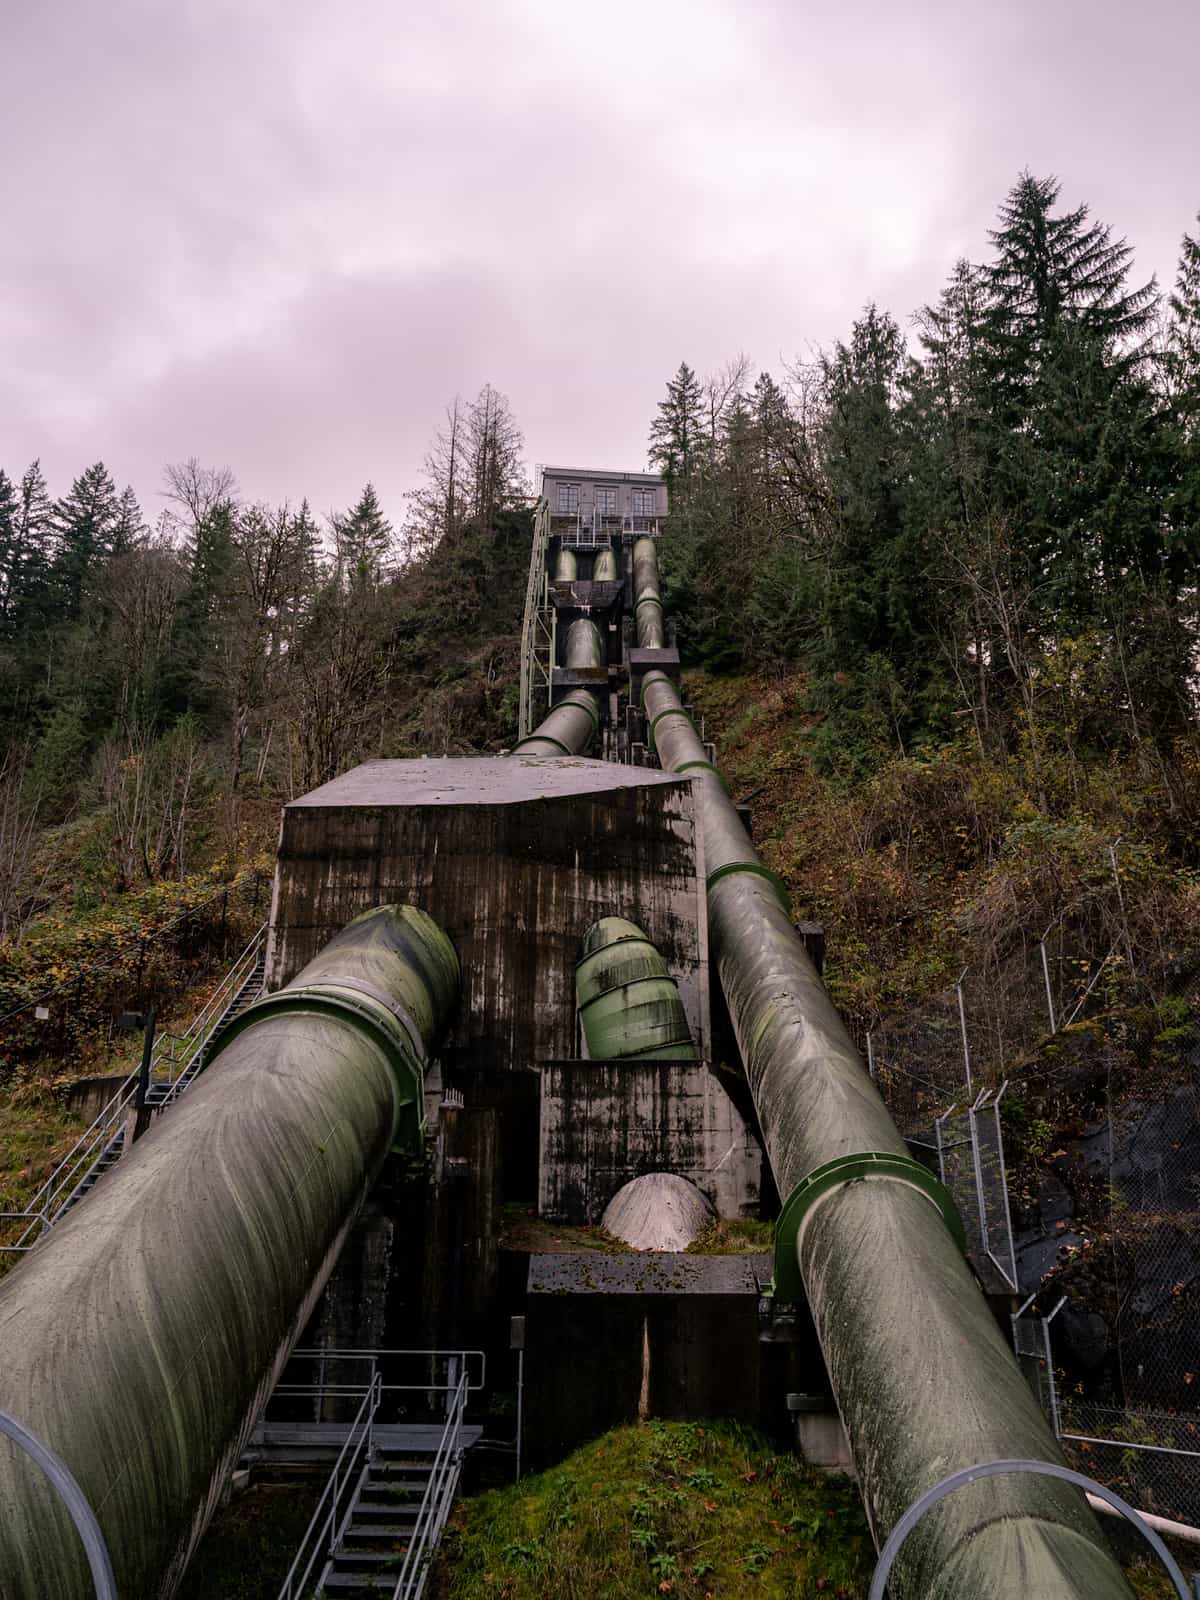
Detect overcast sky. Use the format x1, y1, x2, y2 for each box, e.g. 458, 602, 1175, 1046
3, 0, 1198, 526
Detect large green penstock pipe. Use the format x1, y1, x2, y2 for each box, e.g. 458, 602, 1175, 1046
0, 905, 458, 1600
630, 538, 1131, 1599
512, 616, 604, 756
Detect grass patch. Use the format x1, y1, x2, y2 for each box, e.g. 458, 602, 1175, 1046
0, 1088, 87, 1277
432, 1418, 872, 1599
686, 1217, 774, 1255
498, 1203, 634, 1254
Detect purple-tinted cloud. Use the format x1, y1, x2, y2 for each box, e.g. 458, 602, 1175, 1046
2, 0, 1198, 522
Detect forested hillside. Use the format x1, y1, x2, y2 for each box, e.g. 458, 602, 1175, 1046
3, 170, 1200, 1072
642, 173, 1200, 1037
0, 384, 530, 949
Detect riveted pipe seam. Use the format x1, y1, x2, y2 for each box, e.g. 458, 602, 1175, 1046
640, 668, 672, 708
512, 733, 573, 755
648, 706, 696, 739
560, 688, 601, 732
771, 1153, 965, 1306
704, 859, 791, 916
673, 758, 730, 795
207, 985, 425, 1150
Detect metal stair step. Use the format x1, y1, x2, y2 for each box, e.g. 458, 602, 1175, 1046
341, 1523, 417, 1540
320, 1571, 403, 1592
349, 1501, 422, 1522
364, 1467, 432, 1486
331, 1550, 409, 1567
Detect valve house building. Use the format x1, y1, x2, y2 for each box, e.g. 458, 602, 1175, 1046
541, 465, 667, 538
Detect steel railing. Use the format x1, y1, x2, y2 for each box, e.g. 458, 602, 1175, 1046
518, 499, 553, 739
268, 1347, 486, 1415
276, 1371, 382, 1600
389, 1368, 471, 1600
1, 923, 267, 1254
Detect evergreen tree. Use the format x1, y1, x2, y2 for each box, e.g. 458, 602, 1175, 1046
1167, 215, 1200, 429
648, 363, 704, 484
50, 461, 121, 618
981, 176, 1170, 630
112, 485, 146, 556
986, 173, 1158, 389
6, 461, 55, 644
0, 470, 18, 634
333, 483, 394, 586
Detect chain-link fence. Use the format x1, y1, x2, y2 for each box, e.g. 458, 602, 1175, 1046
1013, 1297, 1200, 1529
936, 1088, 1018, 1293
864, 849, 1200, 1527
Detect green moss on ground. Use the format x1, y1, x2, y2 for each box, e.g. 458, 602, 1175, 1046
686, 1217, 774, 1254
497, 1202, 634, 1254
432, 1419, 873, 1599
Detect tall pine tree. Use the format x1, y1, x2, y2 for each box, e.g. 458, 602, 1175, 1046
648, 363, 704, 484
51, 461, 121, 619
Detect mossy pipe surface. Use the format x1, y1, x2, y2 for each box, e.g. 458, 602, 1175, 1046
511, 620, 604, 757
576, 917, 694, 1060
553, 546, 577, 581
593, 546, 618, 582
632, 536, 665, 648
633, 548, 1131, 1599
0, 905, 458, 1600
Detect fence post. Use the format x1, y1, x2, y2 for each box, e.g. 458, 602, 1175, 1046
1040, 933, 1057, 1033
1110, 837, 1137, 977
1043, 1297, 1067, 1440
956, 972, 973, 1095
866, 1030, 876, 1080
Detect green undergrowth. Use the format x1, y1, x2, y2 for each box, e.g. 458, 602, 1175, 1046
686, 1217, 774, 1254
432, 1419, 873, 1599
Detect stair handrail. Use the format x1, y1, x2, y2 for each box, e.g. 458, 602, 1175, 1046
276, 1368, 381, 1600
0, 923, 267, 1252
389, 1367, 470, 1600
159, 923, 267, 1101
1, 1072, 142, 1251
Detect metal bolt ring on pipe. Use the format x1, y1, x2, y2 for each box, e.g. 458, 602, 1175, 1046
631, 539, 1132, 1598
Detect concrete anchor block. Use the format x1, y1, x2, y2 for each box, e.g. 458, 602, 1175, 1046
787, 1393, 854, 1474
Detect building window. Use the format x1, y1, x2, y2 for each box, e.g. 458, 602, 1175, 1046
556, 482, 579, 514
631, 487, 655, 516
595, 486, 617, 515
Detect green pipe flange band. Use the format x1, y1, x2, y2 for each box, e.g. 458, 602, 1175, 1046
560, 690, 601, 732
640, 670, 672, 709
514, 733, 572, 756
647, 707, 697, 756
705, 859, 792, 917
634, 594, 663, 614
204, 984, 426, 1151
673, 758, 730, 795
770, 1152, 967, 1305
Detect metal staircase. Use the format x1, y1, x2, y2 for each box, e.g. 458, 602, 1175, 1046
1, 924, 267, 1252
273, 1351, 482, 1600
318, 1439, 450, 1595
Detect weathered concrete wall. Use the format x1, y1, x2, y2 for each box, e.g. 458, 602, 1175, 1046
539, 1059, 762, 1223
522, 1252, 805, 1470
268, 757, 709, 1073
